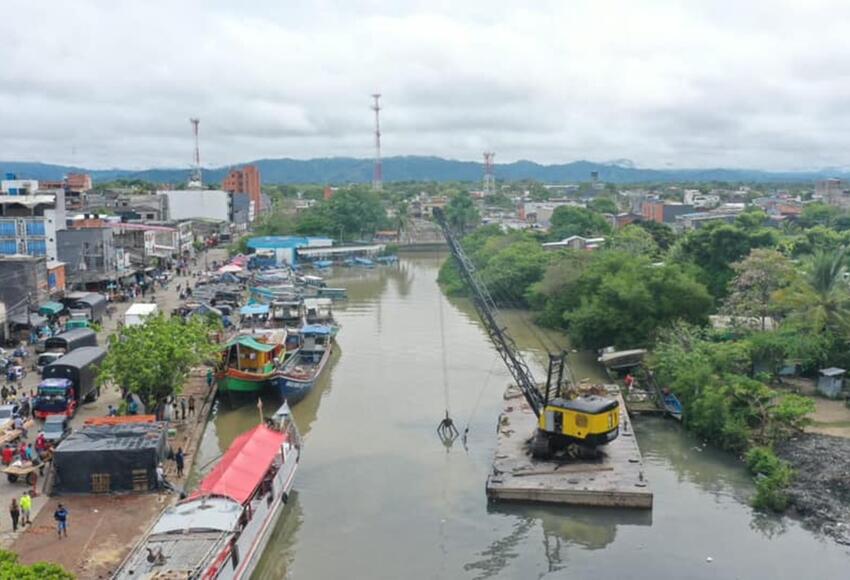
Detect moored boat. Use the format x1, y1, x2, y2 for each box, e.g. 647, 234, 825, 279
113, 403, 301, 580
272, 325, 333, 404
217, 330, 286, 394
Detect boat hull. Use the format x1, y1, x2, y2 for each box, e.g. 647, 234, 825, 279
272, 345, 332, 404
218, 368, 275, 393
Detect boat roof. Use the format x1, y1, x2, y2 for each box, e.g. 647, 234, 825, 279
240, 303, 270, 316
223, 336, 276, 353
153, 496, 242, 534
191, 424, 286, 504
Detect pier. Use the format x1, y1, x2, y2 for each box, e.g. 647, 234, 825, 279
486, 385, 653, 509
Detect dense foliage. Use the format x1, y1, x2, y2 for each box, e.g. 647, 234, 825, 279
98, 315, 220, 408
0, 550, 73, 579
548, 206, 612, 240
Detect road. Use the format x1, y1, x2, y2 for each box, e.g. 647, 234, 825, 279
0, 247, 230, 545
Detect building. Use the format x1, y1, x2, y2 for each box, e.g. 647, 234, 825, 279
520, 200, 585, 228
65, 173, 93, 194
542, 235, 606, 251
1, 175, 40, 195
161, 190, 231, 222
57, 227, 118, 287
642, 201, 694, 224
231, 192, 253, 226
221, 166, 261, 219
0, 190, 66, 261
0, 255, 50, 325
817, 178, 850, 209
675, 211, 741, 231
246, 236, 333, 266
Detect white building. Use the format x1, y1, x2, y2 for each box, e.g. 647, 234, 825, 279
1, 179, 39, 195
0, 191, 66, 262
160, 190, 231, 222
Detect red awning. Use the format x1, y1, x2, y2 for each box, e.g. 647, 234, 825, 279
192, 425, 286, 504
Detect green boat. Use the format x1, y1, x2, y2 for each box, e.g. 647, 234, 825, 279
217, 330, 286, 393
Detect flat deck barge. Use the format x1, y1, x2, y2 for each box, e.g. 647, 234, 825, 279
486, 385, 653, 509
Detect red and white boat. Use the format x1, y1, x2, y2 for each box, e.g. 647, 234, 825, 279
113, 403, 301, 580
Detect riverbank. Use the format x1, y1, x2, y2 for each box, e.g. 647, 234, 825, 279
4, 247, 229, 575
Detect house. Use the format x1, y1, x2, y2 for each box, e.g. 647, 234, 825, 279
642, 201, 695, 224
542, 235, 606, 251
57, 226, 119, 287
818, 368, 846, 399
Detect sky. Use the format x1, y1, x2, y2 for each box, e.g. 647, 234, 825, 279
2, 0, 850, 171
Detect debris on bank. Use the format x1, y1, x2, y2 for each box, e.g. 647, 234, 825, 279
775, 433, 850, 546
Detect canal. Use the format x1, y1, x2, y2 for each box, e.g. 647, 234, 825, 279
193, 253, 849, 579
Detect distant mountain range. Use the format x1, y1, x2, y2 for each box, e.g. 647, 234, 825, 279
1, 156, 847, 185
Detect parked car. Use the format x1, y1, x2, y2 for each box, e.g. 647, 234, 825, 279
42, 414, 71, 444
0, 404, 21, 431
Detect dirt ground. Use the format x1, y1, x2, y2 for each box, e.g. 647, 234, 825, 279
12, 493, 168, 578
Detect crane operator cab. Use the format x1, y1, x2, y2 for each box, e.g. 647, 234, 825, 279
533, 395, 620, 459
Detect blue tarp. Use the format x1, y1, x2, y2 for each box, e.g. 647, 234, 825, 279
314, 260, 333, 268
300, 324, 333, 335
240, 304, 270, 316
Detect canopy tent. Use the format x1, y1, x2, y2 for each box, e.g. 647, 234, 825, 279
38, 302, 64, 316
191, 424, 286, 504
224, 335, 276, 353
240, 303, 270, 316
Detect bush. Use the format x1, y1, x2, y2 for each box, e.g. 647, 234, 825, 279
746, 446, 794, 511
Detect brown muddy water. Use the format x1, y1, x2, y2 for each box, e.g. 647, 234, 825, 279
190, 253, 849, 579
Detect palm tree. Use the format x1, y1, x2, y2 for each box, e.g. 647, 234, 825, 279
781, 248, 850, 334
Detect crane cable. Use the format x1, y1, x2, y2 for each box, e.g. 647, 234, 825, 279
436, 290, 459, 444
462, 352, 500, 446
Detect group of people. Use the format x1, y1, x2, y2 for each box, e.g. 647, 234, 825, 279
8, 491, 33, 532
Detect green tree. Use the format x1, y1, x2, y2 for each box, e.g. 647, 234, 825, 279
722, 249, 797, 330
588, 197, 618, 214
98, 315, 220, 408
0, 550, 73, 579
563, 252, 712, 349
798, 202, 841, 228
776, 248, 850, 337
607, 224, 659, 257
635, 220, 676, 251
549, 206, 612, 240
479, 239, 549, 305
445, 191, 480, 235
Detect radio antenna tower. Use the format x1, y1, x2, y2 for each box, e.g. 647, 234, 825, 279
483, 152, 496, 196
371, 94, 383, 191
188, 117, 202, 189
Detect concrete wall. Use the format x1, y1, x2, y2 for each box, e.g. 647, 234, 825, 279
57, 227, 117, 285
161, 190, 231, 222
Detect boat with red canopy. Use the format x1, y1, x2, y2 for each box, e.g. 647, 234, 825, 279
113, 402, 301, 580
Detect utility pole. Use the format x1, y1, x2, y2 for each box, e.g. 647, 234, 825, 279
483, 152, 496, 196
189, 118, 202, 189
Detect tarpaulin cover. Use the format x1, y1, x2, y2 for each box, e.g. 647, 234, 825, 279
38, 302, 64, 316
240, 303, 270, 316
191, 424, 286, 504
300, 324, 333, 336
53, 422, 167, 493
224, 336, 276, 353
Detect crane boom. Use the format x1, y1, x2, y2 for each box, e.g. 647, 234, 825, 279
433, 208, 545, 417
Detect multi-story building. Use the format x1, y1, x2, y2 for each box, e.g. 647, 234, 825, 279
816, 178, 850, 209
160, 190, 232, 222
1, 175, 39, 195
0, 255, 50, 324
57, 226, 118, 287
221, 165, 261, 218
65, 173, 92, 194
641, 201, 695, 224
0, 190, 66, 261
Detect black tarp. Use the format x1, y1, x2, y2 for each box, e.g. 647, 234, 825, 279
53, 422, 167, 493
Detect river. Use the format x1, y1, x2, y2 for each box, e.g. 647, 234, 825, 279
192, 253, 848, 579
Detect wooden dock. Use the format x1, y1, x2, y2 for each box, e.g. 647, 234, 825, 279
486, 385, 653, 509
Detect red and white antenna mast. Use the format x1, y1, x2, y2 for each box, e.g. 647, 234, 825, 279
189, 117, 202, 189
483, 151, 495, 195
371, 94, 383, 191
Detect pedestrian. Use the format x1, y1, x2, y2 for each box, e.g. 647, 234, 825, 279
188, 395, 195, 417
206, 368, 214, 389
107, 404, 114, 417
25, 443, 34, 461
20, 491, 31, 526
9, 498, 20, 532
14, 415, 27, 439
180, 397, 187, 421
1, 385, 8, 403
156, 463, 166, 490
175, 448, 184, 478
171, 398, 179, 421
54, 503, 68, 538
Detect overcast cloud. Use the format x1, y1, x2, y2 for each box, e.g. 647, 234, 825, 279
2, 0, 850, 170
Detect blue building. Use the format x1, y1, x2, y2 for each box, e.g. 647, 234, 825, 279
246, 236, 333, 266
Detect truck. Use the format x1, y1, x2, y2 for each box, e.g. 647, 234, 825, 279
124, 303, 158, 327
35, 346, 107, 418
35, 328, 98, 374
68, 293, 107, 325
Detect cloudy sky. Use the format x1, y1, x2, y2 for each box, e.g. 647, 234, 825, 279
2, 0, 849, 170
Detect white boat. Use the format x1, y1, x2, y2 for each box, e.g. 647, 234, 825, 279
113, 403, 301, 580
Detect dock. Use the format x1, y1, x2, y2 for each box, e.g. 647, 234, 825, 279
486, 385, 653, 509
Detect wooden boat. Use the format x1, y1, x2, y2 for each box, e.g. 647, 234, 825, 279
114, 403, 301, 580
217, 330, 286, 394
272, 325, 333, 404
663, 392, 684, 421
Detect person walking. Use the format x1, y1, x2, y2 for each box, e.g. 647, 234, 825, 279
188, 395, 195, 417
206, 368, 214, 389
54, 503, 68, 538
156, 463, 166, 490
180, 398, 187, 421
20, 491, 31, 527
175, 448, 184, 479
9, 498, 20, 532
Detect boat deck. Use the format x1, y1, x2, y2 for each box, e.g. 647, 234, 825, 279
486, 385, 653, 509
